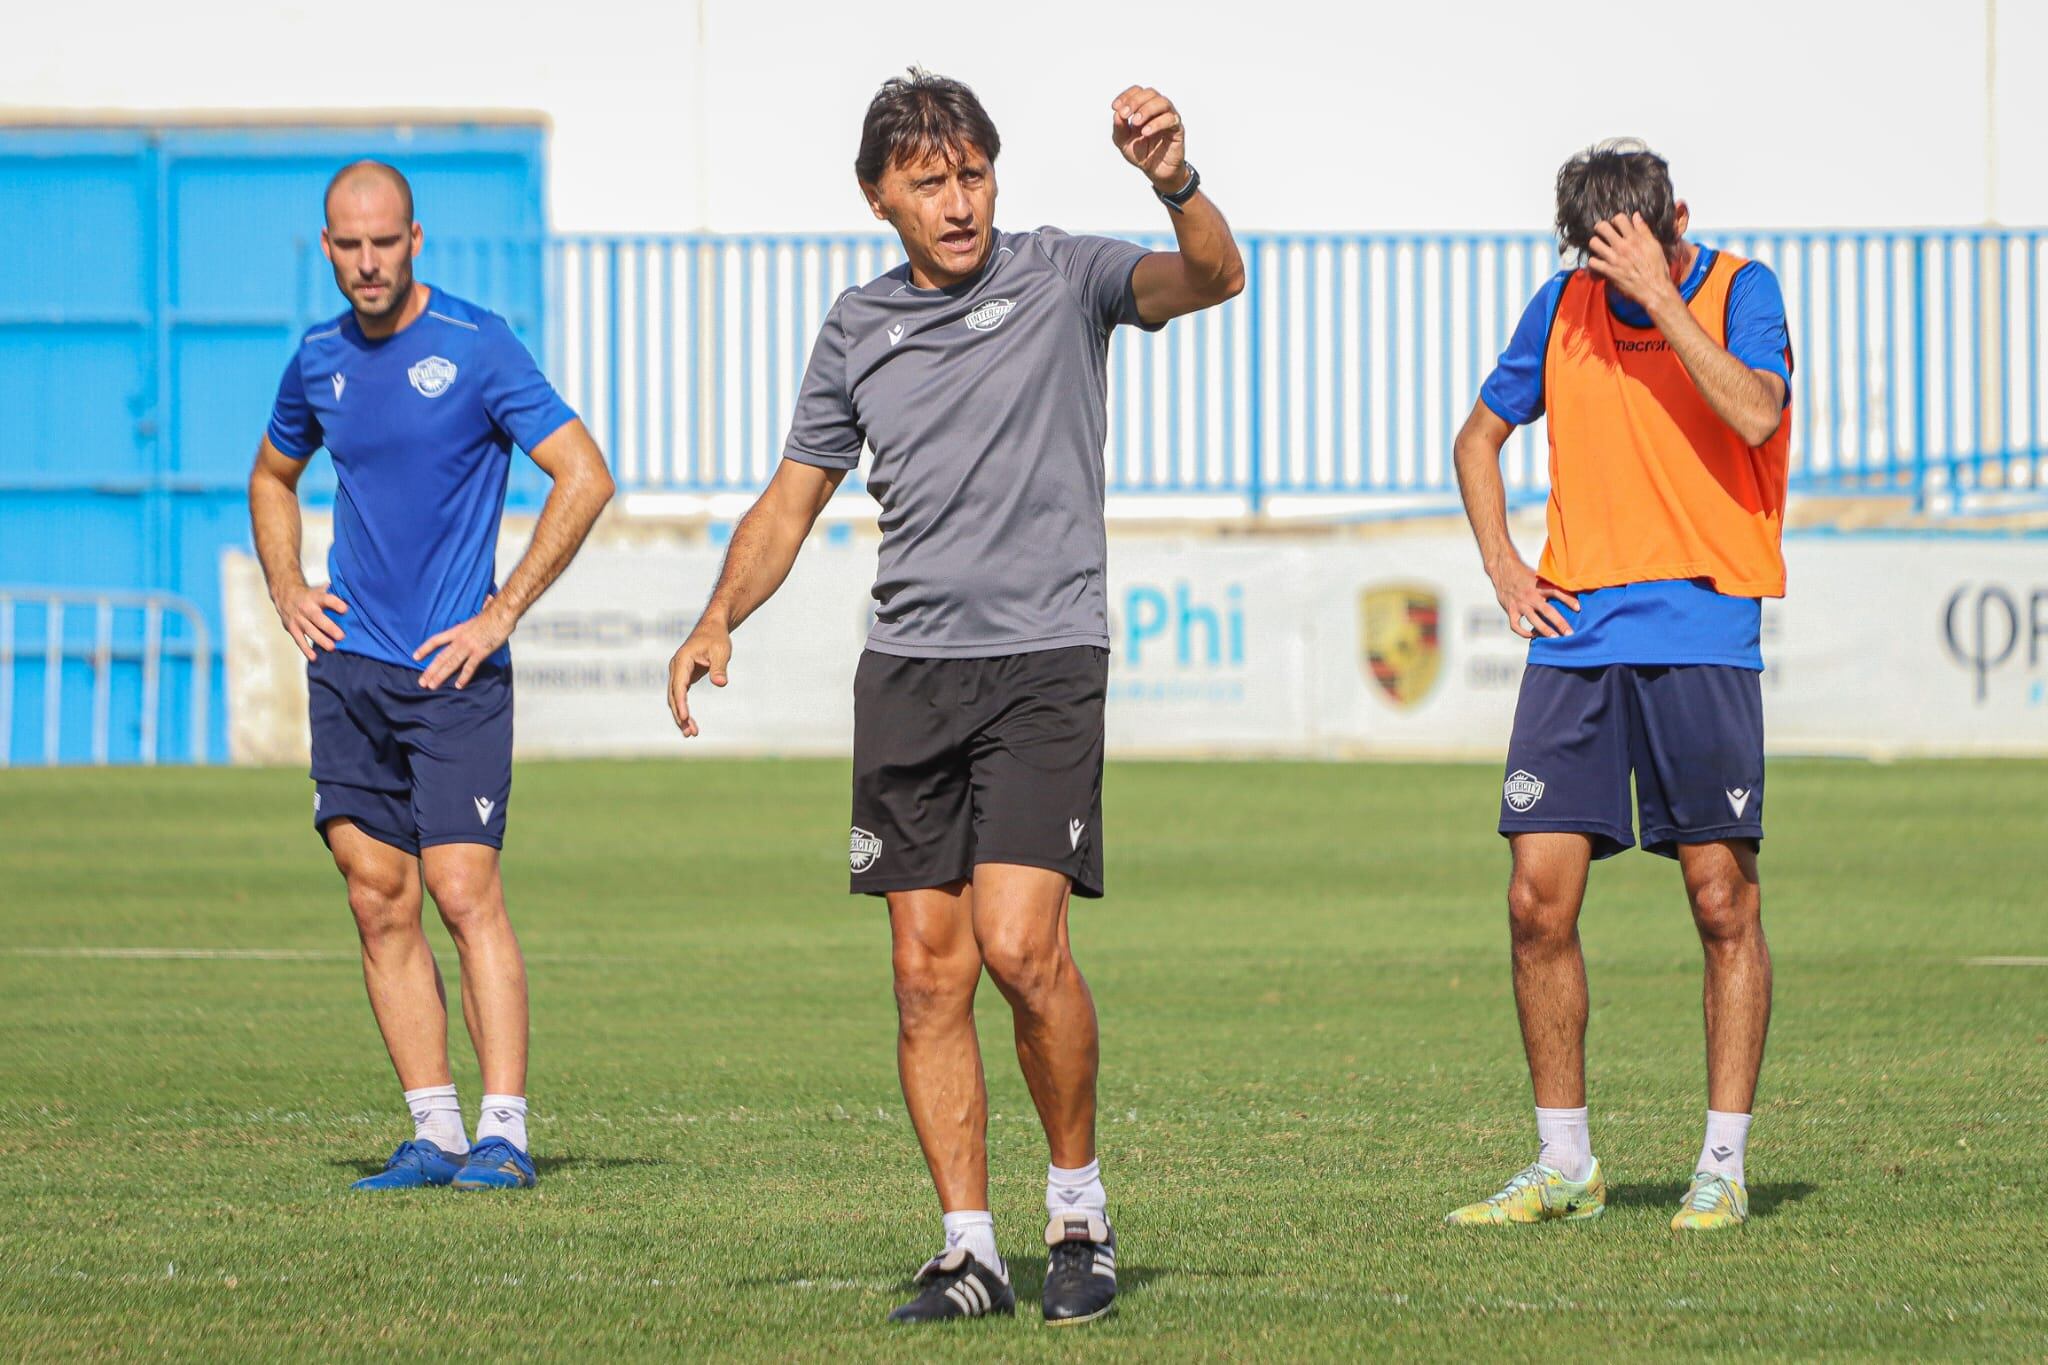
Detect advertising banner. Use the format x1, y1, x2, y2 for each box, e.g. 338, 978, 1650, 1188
224, 531, 2048, 762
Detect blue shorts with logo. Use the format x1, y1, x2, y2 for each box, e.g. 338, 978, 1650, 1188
308, 650, 513, 855
1499, 664, 1763, 859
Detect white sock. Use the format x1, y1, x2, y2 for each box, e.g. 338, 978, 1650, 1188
1046, 1158, 1107, 1219
403, 1083, 468, 1155
476, 1094, 529, 1153
1535, 1105, 1593, 1181
1697, 1109, 1752, 1184
941, 1210, 1004, 1280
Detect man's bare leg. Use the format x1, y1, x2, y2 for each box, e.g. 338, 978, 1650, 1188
1679, 839, 1770, 1111
329, 819, 449, 1089
970, 863, 1098, 1170
1507, 833, 1596, 1109
1677, 838, 1770, 1204
887, 882, 991, 1214
1446, 832, 1603, 1223
420, 843, 527, 1098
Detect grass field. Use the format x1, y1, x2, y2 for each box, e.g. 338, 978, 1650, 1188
2, 758, 2045, 1360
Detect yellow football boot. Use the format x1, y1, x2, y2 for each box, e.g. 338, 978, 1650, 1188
1671, 1172, 1748, 1231
1444, 1158, 1606, 1226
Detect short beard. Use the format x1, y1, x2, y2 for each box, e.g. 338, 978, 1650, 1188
348, 272, 412, 321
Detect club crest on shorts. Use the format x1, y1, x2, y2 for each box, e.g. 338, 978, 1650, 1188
964, 298, 1015, 332
407, 355, 458, 397
849, 826, 883, 873
1359, 582, 1443, 709
1503, 769, 1546, 812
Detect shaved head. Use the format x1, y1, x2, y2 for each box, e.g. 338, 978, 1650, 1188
324, 160, 414, 225
320, 160, 423, 331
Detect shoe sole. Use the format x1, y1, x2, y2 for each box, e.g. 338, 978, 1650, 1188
1043, 1301, 1116, 1327
1444, 1202, 1606, 1227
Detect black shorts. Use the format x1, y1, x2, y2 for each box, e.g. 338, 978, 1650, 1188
1498, 663, 1764, 860
308, 650, 513, 856
849, 646, 1107, 898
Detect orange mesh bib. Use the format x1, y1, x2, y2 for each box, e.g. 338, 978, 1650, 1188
1537, 250, 1791, 598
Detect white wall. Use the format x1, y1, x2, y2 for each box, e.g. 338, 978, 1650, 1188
7, 0, 2043, 233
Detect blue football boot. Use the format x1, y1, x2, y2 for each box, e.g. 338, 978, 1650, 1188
451, 1136, 537, 1190
350, 1140, 461, 1191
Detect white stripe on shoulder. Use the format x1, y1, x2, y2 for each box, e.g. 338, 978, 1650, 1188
426, 310, 481, 331
889, 284, 910, 297
995, 245, 1014, 258
302, 327, 342, 343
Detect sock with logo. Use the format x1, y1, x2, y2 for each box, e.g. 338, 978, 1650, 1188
1046, 1157, 1108, 1220
402, 1083, 469, 1156
1534, 1105, 1594, 1181
476, 1093, 529, 1153
1696, 1109, 1751, 1184
940, 1210, 1005, 1280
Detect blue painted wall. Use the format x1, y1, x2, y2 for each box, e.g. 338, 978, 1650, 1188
0, 120, 547, 763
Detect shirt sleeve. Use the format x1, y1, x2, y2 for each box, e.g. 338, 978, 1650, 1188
782, 298, 865, 470
479, 316, 579, 452
1034, 226, 1163, 334
264, 350, 322, 458
1726, 261, 1793, 406
1477, 272, 1569, 427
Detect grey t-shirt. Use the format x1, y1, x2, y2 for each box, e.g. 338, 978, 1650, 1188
782, 226, 1159, 658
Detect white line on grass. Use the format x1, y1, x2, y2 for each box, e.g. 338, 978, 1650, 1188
1963, 956, 2048, 967
7, 947, 354, 961
3, 947, 636, 964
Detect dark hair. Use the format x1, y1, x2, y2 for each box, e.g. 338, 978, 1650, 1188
324, 160, 414, 224
855, 67, 1001, 185
1554, 138, 1676, 261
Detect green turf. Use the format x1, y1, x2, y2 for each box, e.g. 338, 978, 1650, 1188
1, 759, 2044, 1360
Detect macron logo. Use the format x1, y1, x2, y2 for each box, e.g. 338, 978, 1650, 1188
1726, 787, 1752, 819
474, 796, 496, 826
331, 374, 345, 401
887, 324, 905, 347
1069, 818, 1085, 851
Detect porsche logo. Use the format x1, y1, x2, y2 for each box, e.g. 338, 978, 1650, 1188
1360, 583, 1442, 708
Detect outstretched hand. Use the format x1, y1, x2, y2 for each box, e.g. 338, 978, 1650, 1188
1110, 86, 1187, 191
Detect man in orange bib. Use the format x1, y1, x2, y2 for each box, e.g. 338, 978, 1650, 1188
1447, 140, 1792, 1232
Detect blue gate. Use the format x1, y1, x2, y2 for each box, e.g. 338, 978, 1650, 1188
0, 119, 546, 764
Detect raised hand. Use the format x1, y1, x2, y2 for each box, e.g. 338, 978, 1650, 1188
1110, 86, 1187, 191
1586, 213, 1681, 313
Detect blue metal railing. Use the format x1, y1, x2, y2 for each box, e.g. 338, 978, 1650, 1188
504, 229, 2048, 514
0, 588, 210, 767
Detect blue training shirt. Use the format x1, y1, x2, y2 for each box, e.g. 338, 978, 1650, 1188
266, 287, 578, 670
1478, 247, 1790, 670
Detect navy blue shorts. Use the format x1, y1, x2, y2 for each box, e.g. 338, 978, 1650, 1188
1499, 664, 1764, 860
308, 650, 513, 855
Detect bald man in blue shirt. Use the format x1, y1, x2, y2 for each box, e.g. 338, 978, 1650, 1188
248, 161, 614, 1192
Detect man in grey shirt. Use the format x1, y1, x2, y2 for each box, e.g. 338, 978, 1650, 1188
667, 69, 1242, 1327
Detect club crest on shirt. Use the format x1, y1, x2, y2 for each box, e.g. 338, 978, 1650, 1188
1359, 582, 1443, 709
964, 298, 1015, 332
407, 355, 458, 397
849, 826, 883, 873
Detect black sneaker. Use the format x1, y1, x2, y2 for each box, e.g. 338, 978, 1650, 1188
1041, 1212, 1117, 1326
886, 1247, 1016, 1324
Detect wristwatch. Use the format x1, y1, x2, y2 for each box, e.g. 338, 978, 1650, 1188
1156, 163, 1201, 214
